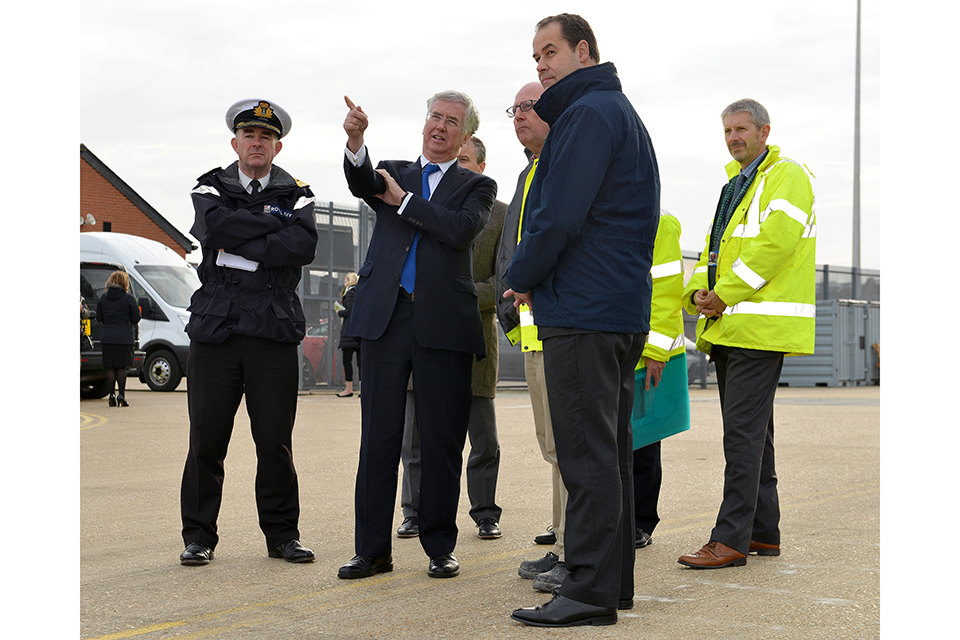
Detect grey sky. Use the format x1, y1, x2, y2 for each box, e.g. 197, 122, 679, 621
80, 0, 880, 268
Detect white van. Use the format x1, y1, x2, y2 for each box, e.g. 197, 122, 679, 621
80, 232, 200, 392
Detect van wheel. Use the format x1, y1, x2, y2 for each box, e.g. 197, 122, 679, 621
145, 349, 182, 392
81, 378, 110, 399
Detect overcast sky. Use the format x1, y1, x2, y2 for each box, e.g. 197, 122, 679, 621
79, 0, 880, 268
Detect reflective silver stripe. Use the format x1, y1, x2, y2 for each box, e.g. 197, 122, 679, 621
731, 258, 767, 291
766, 198, 809, 226
804, 223, 817, 239
519, 309, 535, 327
693, 265, 709, 275
191, 185, 220, 197
294, 196, 315, 210
724, 300, 816, 318
650, 258, 683, 280
647, 330, 685, 352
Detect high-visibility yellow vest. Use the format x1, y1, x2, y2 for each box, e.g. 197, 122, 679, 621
505, 159, 543, 353
683, 146, 816, 356
638, 212, 685, 370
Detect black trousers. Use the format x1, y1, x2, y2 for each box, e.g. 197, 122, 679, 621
180, 334, 301, 550
633, 441, 662, 534
710, 344, 784, 555
543, 331, 646, 609
341, 346, 360, 382
354, 296, 473, 559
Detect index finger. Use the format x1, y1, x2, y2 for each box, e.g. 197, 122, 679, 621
344, 95, 356, 110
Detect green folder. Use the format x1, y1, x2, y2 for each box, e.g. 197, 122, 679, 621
632, 352, 691, 450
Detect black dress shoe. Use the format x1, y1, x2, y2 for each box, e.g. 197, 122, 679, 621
534, 526, 556, 545
269, 539, 315, 563
337, 555, 393, 579
180, 542, 213, 566
476, 518, 502, 539
396, 516, 419, 538
635, 527, 652, 548
427, 553, 459, 578
511, 593, 617, 627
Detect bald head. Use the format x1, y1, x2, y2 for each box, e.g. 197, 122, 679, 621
513, 82, 550, 157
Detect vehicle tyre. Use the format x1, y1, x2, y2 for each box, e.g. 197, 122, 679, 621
81, 377, 111, 399
144, 349, 182, 392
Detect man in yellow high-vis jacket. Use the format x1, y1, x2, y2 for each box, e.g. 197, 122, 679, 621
678, 99, 815, 570
495, 81, 570, 590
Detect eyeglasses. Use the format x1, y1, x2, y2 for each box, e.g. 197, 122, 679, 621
426, 112, 463, 130
506, 100, 537, 118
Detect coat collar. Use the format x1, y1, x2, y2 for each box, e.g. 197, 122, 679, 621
534, 62, 623, 126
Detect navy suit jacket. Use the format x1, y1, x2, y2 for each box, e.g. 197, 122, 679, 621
343, 151, 496, 357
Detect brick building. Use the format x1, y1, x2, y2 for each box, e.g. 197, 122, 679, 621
80, 144, 196, 257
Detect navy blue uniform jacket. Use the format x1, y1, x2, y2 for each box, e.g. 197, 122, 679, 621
343, 152, 496, 357
505, 62, 660, 334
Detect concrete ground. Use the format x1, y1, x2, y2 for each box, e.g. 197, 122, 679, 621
79, 381, 879, 639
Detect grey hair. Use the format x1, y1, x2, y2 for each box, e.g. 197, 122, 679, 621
427, 90, 480, 136
467, 136, 486, 164
721, 99, 770, 128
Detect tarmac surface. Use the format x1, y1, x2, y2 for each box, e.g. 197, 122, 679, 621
80, 381, 879, 639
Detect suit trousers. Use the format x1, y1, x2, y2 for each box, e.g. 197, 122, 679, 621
180, 334, 301, 550
633, 441, 662, 534
709, 344, 784, 555
401, 394, 502, 523
355, 296, 473, 559
524, 350, 566, 560
542, 331, 646, 609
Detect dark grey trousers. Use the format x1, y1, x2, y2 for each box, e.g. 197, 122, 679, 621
543, 331, 646, 609
710, 345, 784, 555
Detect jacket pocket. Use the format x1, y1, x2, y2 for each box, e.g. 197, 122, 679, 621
358, 261, 374, 278
456, 277, 478, 297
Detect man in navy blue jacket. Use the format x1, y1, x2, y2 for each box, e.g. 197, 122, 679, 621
506, 14, 660, 628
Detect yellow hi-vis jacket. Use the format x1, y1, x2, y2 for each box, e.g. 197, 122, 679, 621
638, 212, 685, 369
683, 146, 816, 356
504, 159, 543, 353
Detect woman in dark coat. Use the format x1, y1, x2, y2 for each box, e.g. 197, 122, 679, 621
336, 272, 360, 397
96, 270, 141, 407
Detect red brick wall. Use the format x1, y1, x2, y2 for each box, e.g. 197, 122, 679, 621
80, 158, 188, 258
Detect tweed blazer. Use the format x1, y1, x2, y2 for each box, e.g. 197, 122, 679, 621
471, 199, 507, 398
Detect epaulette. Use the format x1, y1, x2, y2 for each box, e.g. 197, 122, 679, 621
196, 167, 223, 181
295, 178, 309, 188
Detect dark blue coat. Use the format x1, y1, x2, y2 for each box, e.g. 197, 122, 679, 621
504, 62, 660, 334
96, 286, 141, 345
187, 162, 318, 344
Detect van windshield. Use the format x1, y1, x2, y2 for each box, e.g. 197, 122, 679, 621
135, 265, 201, 308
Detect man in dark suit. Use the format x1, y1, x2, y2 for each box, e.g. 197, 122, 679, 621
397, 136, 507, 542
337, 91, 496, 580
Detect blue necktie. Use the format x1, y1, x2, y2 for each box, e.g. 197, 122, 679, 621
400, 163, 440, 293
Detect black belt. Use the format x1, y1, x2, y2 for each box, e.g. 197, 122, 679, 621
398, 287, 414, 302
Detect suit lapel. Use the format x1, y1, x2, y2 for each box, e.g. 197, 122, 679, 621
430, 163, 464, 204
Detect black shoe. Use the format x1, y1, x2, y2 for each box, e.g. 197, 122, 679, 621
519, 551, 559, 579
180, 542, 213, 566
337, 555, 393, 579
635, 527, 652, 549
117, 395, 129, 407
618, 598, 634, 610
108, 393, 117, 407
427, 553, 459, 578
396, 516, 419, 538
269, 539, 315, 563
511, 593, 617, 627
534, 526, 556, 545
476, 518, 502, 539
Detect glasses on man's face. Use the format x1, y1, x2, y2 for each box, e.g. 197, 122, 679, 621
426, 112, 462, 130
506, 99, 537, 118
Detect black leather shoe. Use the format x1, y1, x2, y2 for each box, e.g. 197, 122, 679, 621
180, 542, 213, 566
534, 526, 556, 545
108, 393, 117, 407
427, 553, 459, 578
476, 518, 502, 539
269, 539, 315, 563
635, 528, 652, 548
337, 555, 393, 579
396, 516, 419, 538
511, 594, 617, 627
